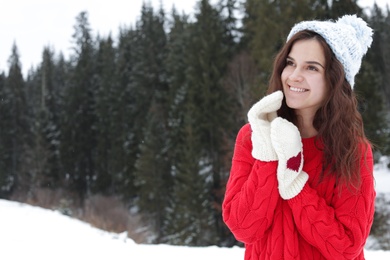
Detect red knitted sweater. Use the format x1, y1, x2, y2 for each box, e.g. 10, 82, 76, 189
222, 123, 376, 260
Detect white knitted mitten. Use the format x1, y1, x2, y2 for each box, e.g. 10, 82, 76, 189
247, 91, 283, 161
270, 117, 308, 199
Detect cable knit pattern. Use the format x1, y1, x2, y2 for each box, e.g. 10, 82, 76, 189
222, 124, 376, 259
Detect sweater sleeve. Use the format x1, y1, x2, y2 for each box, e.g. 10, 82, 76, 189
222, 124, 280, 244
288, 144, 376, 259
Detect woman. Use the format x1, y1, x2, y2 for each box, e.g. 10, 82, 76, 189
222, 15, 376, 259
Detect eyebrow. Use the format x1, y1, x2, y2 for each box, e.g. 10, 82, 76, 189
287, 56, 325, 69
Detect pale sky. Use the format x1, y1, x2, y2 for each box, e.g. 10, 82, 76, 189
1, 0, 388, 77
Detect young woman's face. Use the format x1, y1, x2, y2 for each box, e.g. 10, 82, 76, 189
281, 39, 328, 117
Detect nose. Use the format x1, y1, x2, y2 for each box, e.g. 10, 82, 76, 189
288, 68, 304, 82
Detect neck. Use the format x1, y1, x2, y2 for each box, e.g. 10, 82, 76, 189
296, 111, 318, 138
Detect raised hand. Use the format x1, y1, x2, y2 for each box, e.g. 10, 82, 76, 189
247, 91, 283, 161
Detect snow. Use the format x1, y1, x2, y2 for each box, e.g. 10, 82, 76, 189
1, 158, 389, 259
0, 199, 245, 259
374, 156, 390, 194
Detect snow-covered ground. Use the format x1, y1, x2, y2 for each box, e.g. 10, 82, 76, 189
1, 157, 389, 260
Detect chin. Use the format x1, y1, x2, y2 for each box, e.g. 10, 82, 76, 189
285, 99, 301, 110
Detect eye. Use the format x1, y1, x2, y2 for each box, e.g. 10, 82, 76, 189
286, 60, 295, 66
308, 65, 319, 71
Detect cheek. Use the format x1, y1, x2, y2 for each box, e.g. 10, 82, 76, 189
314, 81, 328, 103
281, 69, 289, 83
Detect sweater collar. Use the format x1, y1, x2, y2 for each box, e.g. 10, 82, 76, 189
302, 136, 323, 152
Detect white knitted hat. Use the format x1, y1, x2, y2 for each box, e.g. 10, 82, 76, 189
287, 15, 373, 88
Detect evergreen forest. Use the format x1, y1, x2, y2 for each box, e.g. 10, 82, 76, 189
1, 0, 390, 247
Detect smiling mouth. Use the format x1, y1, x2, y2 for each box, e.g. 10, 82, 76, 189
289, 86, 308, 92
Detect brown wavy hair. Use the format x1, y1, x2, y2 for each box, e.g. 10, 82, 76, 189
267, 30, 370, 190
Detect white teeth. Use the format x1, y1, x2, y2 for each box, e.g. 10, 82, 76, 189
290, 86, 307, 92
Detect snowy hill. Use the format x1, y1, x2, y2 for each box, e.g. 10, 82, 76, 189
1, 157, 389, 259
0, 198, 244, 259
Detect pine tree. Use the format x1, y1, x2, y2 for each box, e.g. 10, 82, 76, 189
92, 36, 116, 195
383, 8, 390, 111
49, 52, 70, 188
111, 26, 138, 199
162, 8, 192, 244
40, 48, 63, 188
21, 47, 61, 196
365, 5, 390, 155
162, 12, 215, 243
49, 53, 71, 190
355, 60, 388, 157
4, 43, 30, 197
0, 71, 12, 198
163, 0, 237, 246
382, 7, 390, 155
367, 5, 390, 108
190, 0, 239, 245
131, 3, 171, 242
164, 98, 212, 245
61, 11, 97, 199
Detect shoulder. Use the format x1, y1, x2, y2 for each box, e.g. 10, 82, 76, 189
359, 140, 374, 176
238, 123, 251, 135
357, 139, 373, 164
236, 123, 252, 145
232, 123, 253, 157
